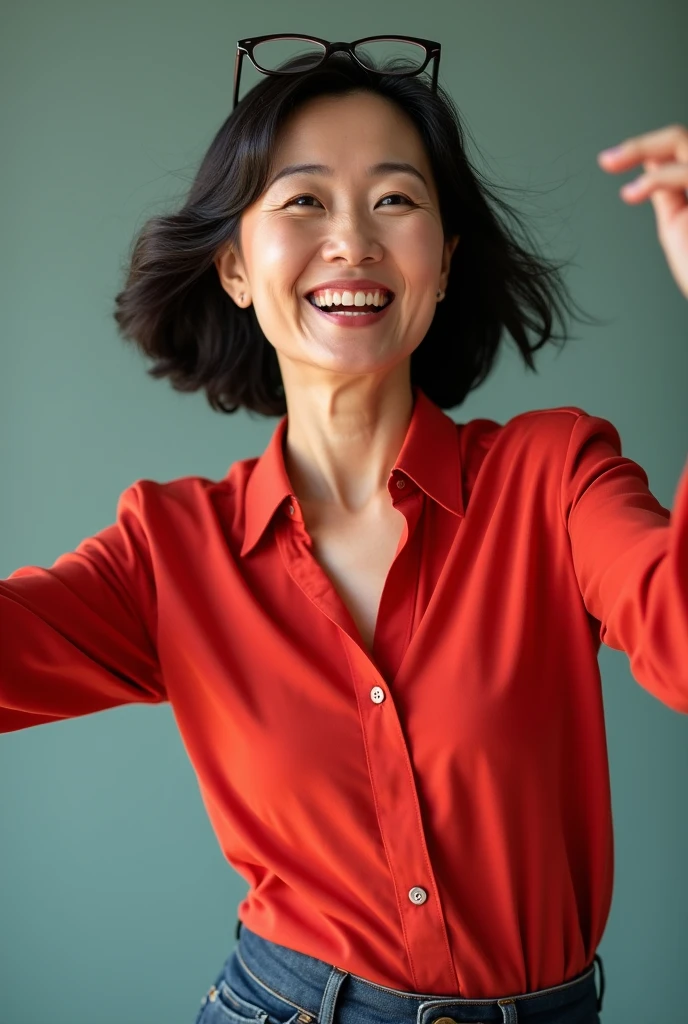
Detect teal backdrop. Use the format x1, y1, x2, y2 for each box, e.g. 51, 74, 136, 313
1, 2, 687, 1022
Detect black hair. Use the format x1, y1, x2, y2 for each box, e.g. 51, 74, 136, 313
113, 50, 606, 415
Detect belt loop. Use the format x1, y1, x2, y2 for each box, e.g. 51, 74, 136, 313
497, 997, 518, 1023
318, 966, 348, 1024
594, 953, 605, 1012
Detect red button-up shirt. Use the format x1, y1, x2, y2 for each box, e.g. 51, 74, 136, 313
2, 387, 687, 998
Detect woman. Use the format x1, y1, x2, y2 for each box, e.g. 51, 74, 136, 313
2, 35, 687, 1024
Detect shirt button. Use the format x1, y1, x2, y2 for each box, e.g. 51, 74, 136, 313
370, 686, 385, 704
396, 478, 406, 489
287, 504, 295, 515
408, 886, 427, 905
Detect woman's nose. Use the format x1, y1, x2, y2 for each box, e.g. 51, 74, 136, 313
320, 217, 384, 262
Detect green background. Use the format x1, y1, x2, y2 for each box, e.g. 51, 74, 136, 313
2, 1, 687, 1021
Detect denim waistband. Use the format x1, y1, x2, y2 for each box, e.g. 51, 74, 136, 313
230, 920, 605, 1024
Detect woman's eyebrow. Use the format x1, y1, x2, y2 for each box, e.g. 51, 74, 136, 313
266, 161, 428, 191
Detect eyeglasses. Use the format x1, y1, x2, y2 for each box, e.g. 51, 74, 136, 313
233, 34, 441, 110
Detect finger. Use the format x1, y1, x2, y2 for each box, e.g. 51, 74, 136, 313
598, 123, 688, 171
620, 162, 688, 231
620, 162, 688, 201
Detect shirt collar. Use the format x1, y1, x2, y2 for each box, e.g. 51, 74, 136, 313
240, 386, 464, 557
394, 386, 464, 518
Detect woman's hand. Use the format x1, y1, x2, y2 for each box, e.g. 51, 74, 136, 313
598, 123, 688, 300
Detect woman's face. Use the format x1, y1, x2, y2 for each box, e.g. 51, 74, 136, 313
215, 90, 459, 383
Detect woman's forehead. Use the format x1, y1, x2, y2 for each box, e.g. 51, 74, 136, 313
283, 92, 418, 139
270, 94, 431, 175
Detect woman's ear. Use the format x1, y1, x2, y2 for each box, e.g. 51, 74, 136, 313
445, 234, 460, 261
214, 244, 250, 306
440, 234, 460, 288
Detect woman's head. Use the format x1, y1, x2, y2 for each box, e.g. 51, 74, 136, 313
213, 87, 459, 399
114, 50, 603, 415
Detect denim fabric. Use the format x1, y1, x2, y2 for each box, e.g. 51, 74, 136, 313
193, 921, 605, 1024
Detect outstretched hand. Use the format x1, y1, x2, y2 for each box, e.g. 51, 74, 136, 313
598, 123, 688, 300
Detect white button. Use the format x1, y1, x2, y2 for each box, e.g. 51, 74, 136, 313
408, 886, 428, 904
287, 504, 295, 515
370, 686, 385, 704
396, 478, 406, 489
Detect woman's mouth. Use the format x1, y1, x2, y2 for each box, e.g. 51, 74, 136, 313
305, 293, 395, 328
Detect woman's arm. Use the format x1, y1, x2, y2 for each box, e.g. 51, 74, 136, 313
0, 482, 166, 733
561, 410, 687, 712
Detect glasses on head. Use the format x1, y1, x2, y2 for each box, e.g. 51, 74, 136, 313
233, 34, 441, 110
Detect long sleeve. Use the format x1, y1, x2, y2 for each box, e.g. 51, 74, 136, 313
560, 411, 688, 712
0, 481, 166, 733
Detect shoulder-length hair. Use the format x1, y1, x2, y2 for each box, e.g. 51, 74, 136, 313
113, 51, 605, 416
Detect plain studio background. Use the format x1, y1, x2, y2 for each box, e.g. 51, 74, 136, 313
1, 1, 687, 1022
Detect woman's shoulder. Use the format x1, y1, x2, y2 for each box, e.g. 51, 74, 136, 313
112, 463, 252, 529
457, 404, 596, 493
459, 403, 593, 452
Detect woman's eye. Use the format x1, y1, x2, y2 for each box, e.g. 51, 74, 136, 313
286, 195, 321, 207
379, 194, 415, 206
285, 194, 415, 208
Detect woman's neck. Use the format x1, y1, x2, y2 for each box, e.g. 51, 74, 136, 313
281, 369, 414, 514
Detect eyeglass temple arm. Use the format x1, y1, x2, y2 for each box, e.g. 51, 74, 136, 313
431, 49, 439, 93
233, 48, 243, 110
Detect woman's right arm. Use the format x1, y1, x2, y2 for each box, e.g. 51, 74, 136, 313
0, 481, 167, 733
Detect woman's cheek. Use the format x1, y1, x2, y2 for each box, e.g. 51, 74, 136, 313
254, 232, 294, 270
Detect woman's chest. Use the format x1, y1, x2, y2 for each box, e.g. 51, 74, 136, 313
304, 502, 407, 653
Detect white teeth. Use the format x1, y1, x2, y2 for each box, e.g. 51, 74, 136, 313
310, 288, 390, 309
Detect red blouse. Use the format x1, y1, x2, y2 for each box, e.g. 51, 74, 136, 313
2, 387, 687, 998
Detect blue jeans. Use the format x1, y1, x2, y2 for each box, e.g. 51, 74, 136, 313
194, 920, 605, 1023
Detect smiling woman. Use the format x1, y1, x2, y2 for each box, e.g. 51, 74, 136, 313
8, 40, 658, 1024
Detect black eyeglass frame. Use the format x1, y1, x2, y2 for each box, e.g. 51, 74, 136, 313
233, 34, 441, 110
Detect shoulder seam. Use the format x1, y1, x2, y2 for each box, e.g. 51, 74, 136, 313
506, 406, 587, 423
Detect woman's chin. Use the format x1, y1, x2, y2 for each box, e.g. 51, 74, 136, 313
299, 339, 404, 377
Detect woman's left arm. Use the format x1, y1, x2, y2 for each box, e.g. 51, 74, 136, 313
560, 126, 688, 713
561, 409, 688, 713
598, 122, 688, 300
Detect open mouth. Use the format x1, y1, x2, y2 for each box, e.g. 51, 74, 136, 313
305, 291, 395, 324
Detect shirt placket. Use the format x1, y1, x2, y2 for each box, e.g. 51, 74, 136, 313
340, 630, 458, 992
274, 489, 459, 994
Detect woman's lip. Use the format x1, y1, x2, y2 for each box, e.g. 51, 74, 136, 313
304, 297, 394, 327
